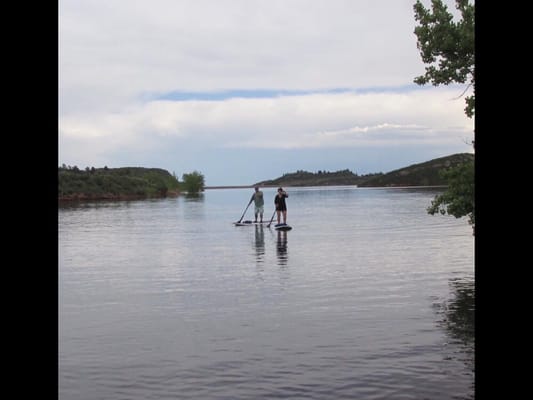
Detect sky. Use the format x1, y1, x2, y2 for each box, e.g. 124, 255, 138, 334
59, 0, 474, 186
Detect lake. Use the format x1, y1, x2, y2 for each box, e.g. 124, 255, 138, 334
59, 186, 474, 400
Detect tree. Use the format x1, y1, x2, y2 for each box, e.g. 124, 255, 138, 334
182, 171, 205, 193
427, 159, 474, 227
413, 0, 474, 118
413, 0, 475, 231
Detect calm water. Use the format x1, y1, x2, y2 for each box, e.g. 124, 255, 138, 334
59, 186, 474, 400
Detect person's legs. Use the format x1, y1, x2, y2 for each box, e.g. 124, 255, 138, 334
282, 210, 287, 224
276, 210, 281, 224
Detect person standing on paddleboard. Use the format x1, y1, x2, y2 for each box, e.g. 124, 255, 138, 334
274, 187, 289, 224
250, 186, 264, 223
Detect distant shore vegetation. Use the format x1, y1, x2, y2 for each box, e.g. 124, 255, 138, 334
254, 169, 381, 188
59, 153, 472, 203
255, 153, 473, 189
58, 165, 205, 201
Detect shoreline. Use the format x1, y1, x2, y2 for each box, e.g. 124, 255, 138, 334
58, 185, 448, 202
205, 184, 447, 190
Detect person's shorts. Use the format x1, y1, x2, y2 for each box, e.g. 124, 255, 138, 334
255, 205, 264, 214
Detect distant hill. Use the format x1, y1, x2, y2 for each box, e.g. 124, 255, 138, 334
254, 153, 474, 188
357, 153, 474, 187
58, 166, 180, 201
254, 169, 381, 187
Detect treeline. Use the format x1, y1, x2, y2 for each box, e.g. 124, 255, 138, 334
254, 153, 473, 188
58, 165, 183, 201
357, 153, 474, 187
255, 169, 382, 187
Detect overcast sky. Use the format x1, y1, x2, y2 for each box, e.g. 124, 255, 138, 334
59, 0, 474, 186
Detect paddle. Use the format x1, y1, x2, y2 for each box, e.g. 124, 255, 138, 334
266, 209, 277, 228
236, 200, 252, 223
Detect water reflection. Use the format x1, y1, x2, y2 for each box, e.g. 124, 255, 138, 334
254, 225, 265, 262
276, 230, 288, 265
58, 199, 137, 210
433, 277, 475, 398
439, 278, 475, 346
184, 193, 205, 201
60, 187, 475, 399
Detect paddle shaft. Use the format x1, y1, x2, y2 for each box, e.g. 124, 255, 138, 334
237, 200, 252, 223
266, 209, 276, 227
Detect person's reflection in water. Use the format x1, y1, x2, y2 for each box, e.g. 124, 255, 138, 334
254, 224, 265, 262
276, 230, 288, 265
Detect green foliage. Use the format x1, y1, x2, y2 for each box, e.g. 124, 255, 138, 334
413, 1, 475, 230
359, 153, 473, 187
427, 159, 474, 227
256, 169, 380, 187
413, 0, 475, 118
181, 171, 205, 193
255, 154, 474, 190
58, 166, 180, 200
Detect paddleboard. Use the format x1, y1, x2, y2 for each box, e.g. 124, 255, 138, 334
234, 220, 270, 226
274, 223, 292, 231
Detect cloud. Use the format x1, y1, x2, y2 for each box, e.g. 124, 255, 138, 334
60, 86, 472, 154
60, 0, 435, 115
